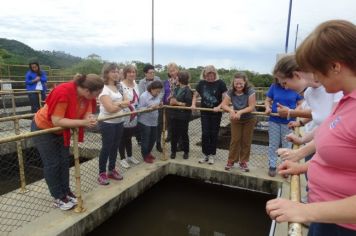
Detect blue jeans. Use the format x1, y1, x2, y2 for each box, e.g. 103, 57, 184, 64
268, 121, 292, 168
308, 223, 356, 236
98, 122, 124, 173
31, 121, 70, 199
139, 123, 157, 158
201, 113, 222, 156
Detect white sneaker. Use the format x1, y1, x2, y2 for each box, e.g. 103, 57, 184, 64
67, 192, 78, 205
127, 156, 139, 164
53, 198, 74, 210
208, 155, 215, 165
199, 155, 209, 164
120, 159, 131, 168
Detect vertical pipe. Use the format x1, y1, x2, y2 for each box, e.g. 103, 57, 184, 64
151, 0, 154, 66
14, 118, 27, 193
11, 91, 16, 116
37, 91, 42, 108
161, 107, 167, 160
294, 24, 299, 51
284, 0, 293, 53
72, 128, 86, 213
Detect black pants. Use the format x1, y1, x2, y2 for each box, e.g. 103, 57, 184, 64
200, 113, 222, 156
119, 127, 136, 159
170, 118, 189, 153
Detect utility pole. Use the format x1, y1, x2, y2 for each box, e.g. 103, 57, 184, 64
151, 0, 154, 66
284, 0, 293, 53
294, 24, 299, 51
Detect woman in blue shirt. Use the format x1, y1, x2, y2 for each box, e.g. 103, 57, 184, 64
25, 62, 47, 113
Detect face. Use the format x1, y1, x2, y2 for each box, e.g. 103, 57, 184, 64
145, 69, 155, 80
83, 89, 103, 99
205, 72, 216, 82
233, 78, 246, 92
150, 88, 162, 97
168, 67, 179, 79
108, 69, 120, 82
276, 71, 305, 92
30, 64, 39, 72
126, 69, 137, 81
313, 71, 341, 93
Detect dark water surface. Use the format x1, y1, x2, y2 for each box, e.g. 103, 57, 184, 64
88, 175, 274, 236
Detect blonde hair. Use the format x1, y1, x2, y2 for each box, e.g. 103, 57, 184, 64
200, 65, 220, 80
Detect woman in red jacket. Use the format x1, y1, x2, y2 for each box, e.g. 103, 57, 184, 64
31, 74, 103, 210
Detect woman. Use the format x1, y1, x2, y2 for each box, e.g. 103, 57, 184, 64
25, 62, 47, 113
169, 71, 193, 159
97, 63, 129, 185
221, 72, 256, 172
264, 68, 303, 177
118, 65, 140, 169
162, 62, 180, 143
192, 65, 227, 165
266, 20, 356, 235
31, 73, 103, 210
138, 80, 163, 163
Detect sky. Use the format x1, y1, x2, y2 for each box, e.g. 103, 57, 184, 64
0, 0, 355, 74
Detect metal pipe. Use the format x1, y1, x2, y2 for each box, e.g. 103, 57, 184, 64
72, 128, 86, 213
284, 0, 293, 53
161, 107, 168, 161
151, 0, 155, 65
14, 118, 27, 193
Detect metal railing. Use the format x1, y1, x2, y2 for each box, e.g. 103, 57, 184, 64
0, 106, 302, 235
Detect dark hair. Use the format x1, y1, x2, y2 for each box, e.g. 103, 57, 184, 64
123, 64, 137, 79
178, 71, 190, 85
231, 72, 251, 94
101, 63, 118, 85
29, 62, 42, 76
273, 55, 300, 79
74, 73, 104, 92
143, 64, 155, 73
296, 20, 356, 75
147, 80, 163, 92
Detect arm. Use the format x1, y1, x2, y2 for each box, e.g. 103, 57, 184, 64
25, 72, 40, 85
40, 71, 47, 83
99, 95, 123, 113
277, 140, 316, 162
264, 97, 272, 114
266, 195, 356, 224
238, 93, 256, 115
221, 95, 236, 120
277, 103, 312, 118
191, 91, 198, 108
213, 92, 227, 111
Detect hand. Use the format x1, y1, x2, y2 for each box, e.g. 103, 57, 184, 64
190, 104, 197, 111
285, 133, 303, 145
170, 97, 178, 105
120, 100, 130, 108
34, 76, 41, 82
213, 106, 221, 112
265, 106, 272, 114
277, 103, 290, 118
288, 121, 300, 129
277, 160, 307, 176
266, 198, 309, 223
276, 148, 302, 161
229, 111, 237, 120
85, 114, 97, 128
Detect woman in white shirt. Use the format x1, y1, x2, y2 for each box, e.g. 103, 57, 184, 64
97, 63, 129, 185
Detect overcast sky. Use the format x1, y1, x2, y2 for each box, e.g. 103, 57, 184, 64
0, 0, 355, 73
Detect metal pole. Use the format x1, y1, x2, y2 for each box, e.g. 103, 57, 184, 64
151, 0, 154, 66
14, 118, 27, 193
73, 128, 86, 213
294, 24, 299, 51
284, 0, 293, 53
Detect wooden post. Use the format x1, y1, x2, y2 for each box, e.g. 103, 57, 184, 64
161, 107, 168, 161
14, 118, 27, 193
72, 128, 86, 213
11, 91, 16, 116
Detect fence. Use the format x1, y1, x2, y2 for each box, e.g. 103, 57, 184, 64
0, 106, 301, 235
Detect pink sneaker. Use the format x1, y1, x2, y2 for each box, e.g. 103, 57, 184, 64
239, 162, 250, 172
108, 169, 124, 181
225, 161, 234, 171
98, 172, 109, 185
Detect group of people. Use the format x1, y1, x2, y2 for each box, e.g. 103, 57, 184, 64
28, 19, 356, 235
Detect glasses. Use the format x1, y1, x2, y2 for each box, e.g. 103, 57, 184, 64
146, 71, 155, 74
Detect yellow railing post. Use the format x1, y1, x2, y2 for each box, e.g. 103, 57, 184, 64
10, 91, 16, 116
14, 118, 27, 193
37, 91, 42, 108
72, 128, 86, 213
161, 107, 168, 161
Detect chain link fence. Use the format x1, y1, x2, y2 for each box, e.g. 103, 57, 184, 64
0, 106, 288, 234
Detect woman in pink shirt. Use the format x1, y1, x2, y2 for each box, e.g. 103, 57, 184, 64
266, 20, 356, 236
